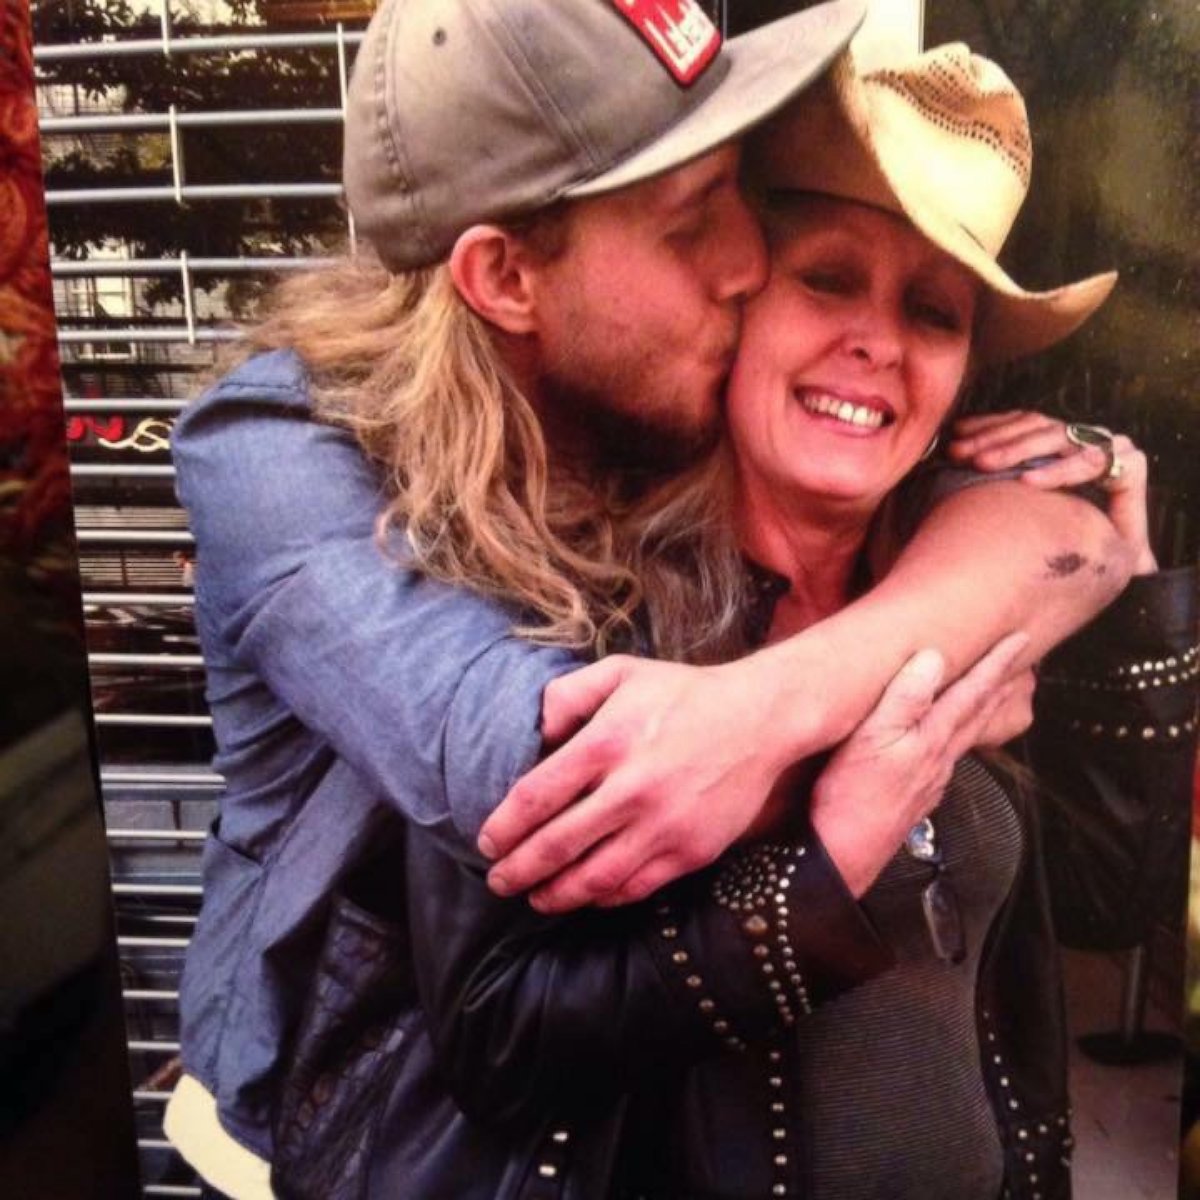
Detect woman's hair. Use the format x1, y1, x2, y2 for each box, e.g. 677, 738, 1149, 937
618, 447, 752, 663
226, 234, 750, 662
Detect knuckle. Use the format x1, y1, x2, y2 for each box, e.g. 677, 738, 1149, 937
676, 837, 719, 872
519, 790, 566, 829
647, 848, 690, 888
637, 864, 675, 901
649, 806, 685, 843
594, 718, 640, 757
580, 862, 628, 897
618, 873, 658, 905
606, 882, 639, 907
604, 782, 643, 822
660, 820, 711, 868
499, 780, 550, 825
531, 884, 574, 914
503, 777, 533, 807
536, 827, 585, 868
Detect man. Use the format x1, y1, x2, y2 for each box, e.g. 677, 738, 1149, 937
164, 2, 1129, 1195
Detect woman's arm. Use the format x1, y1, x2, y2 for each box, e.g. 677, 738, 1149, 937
951, 411, 1157, 575
779, 479, 1132, 734
407, 820, 888, 1127
950, 414, 1194, 944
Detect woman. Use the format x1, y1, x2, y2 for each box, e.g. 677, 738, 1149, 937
268, 45, 1196, 1200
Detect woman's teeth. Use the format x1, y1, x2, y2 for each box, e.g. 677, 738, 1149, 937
800, 393, 885, 429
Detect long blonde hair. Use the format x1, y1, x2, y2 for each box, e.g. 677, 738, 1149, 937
234, 245, 749, 662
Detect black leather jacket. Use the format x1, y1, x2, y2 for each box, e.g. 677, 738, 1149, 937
272, 569, 1198, 1200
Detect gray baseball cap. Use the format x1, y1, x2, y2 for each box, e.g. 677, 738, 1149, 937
344, 0, 866, 271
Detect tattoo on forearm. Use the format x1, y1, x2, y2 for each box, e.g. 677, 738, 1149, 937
1045, 553, 1086, 578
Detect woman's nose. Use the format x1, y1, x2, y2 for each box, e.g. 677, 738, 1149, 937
844, 305, 903, 369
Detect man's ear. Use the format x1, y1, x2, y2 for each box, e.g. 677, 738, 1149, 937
449, 225, 540, 334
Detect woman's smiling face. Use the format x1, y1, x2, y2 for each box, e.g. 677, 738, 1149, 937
726, 194, 979, 522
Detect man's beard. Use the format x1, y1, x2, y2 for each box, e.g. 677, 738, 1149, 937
538, 372, 722, 484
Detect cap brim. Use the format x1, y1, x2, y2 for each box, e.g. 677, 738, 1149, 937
564, 0, 866, 200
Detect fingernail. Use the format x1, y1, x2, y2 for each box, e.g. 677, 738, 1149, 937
477, 833, 497, 859
488, 871, 513, 897
908, 648, 944, 688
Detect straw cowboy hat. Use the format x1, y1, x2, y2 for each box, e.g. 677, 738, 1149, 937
751, 43, 1117, 362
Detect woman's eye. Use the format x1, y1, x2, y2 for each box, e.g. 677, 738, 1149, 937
667, 216, 705, 246
912, 299, 963, 333
799, 269, 851, 295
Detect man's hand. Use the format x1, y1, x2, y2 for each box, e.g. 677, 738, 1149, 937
477, 654, 796, 913
811, 632, 1030, 898
476, 630, 1034, 913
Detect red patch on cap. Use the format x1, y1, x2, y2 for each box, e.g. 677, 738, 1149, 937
611, 0, 722, 86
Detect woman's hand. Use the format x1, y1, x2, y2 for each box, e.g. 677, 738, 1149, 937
810, 631, 1030, 898
948, 410, 1157, 575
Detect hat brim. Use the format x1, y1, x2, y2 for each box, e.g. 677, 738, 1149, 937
755, 53, 1116, 364
879, 164, 1117, 364
564, 0, 866, 201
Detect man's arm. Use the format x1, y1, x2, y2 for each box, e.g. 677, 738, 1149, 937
480, 481, 1133, 910
174, 349, 578, 842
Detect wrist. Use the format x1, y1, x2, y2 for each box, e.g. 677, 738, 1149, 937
810, 800, 906, 899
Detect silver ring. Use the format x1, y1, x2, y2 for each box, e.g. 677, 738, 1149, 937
1064, 422, 1114, 451
1065, 422, 1116, 481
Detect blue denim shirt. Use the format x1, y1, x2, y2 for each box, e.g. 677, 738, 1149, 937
172, 348, 577, 1156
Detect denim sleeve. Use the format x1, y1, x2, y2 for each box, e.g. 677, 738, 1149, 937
173, 350, 579, 840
